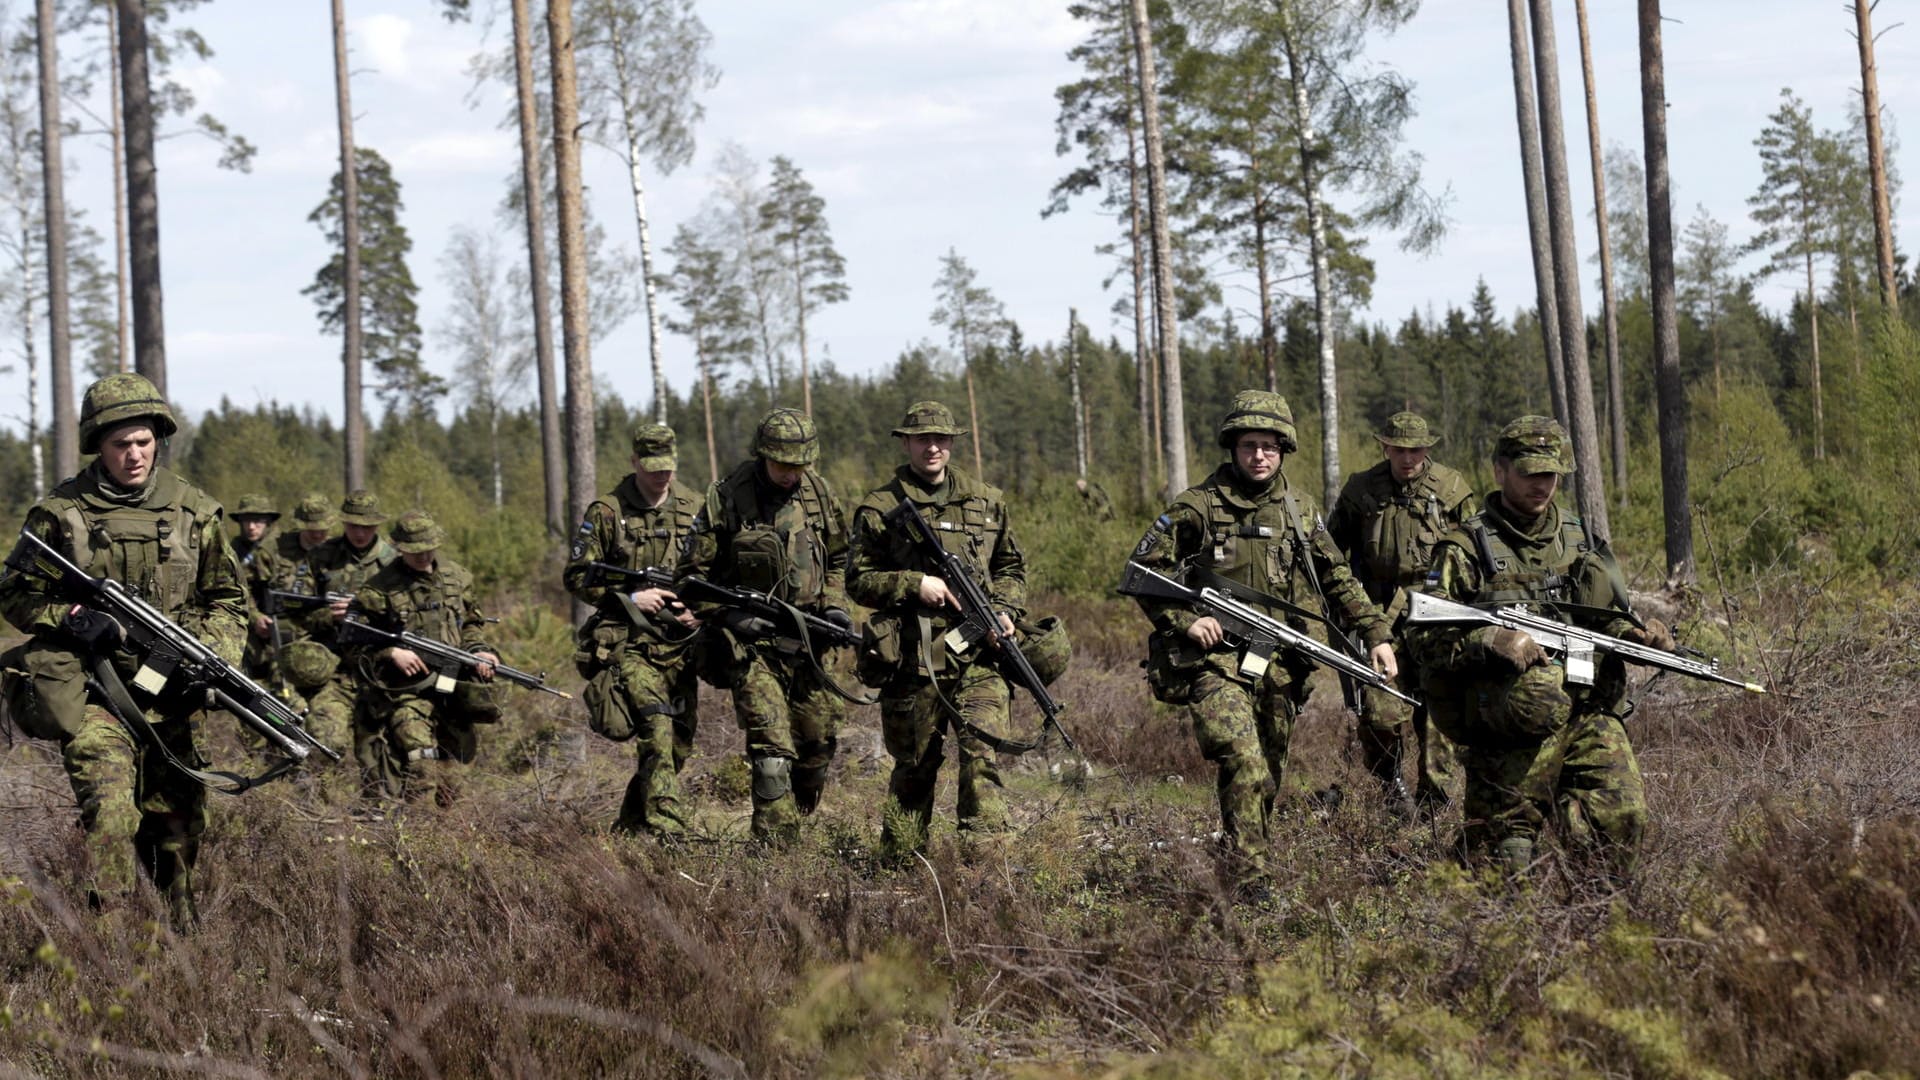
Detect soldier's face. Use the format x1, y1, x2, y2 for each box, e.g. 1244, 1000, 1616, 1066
903, 433, 952, 481
300, 528, 330, 549
238, 518, 269, 542
1384, 444, 1429, 481
764, 460, 807, 489
98, 423, 157, 487
344, 523, 379, 548
1494, 459, 1560, 516
633, 460, 674, 503
401, 550, 437, 572
1232, 432, 1284, 484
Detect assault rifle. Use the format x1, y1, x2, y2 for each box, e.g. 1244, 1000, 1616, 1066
576, 562, 699, 639
8, 529, 342, 783
582, 560, 860, 651
1118, 561, 1418, 707
336, 617, 572, 699
884, 497, 1075, 753
260, 588, 352, 616
1401, 591, 1768, 694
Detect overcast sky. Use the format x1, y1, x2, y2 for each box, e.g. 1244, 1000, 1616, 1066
5, 0, 1914, 431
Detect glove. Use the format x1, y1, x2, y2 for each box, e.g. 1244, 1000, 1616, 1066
61, 607, 125, 650
720, 610, 776, 639
1483, 627, 1547, 672
1622, 617, 1675, 653
822, 608, 855, 632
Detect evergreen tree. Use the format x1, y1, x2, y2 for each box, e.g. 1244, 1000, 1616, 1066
930, 248, 1008, 477
758, 156, 847, 415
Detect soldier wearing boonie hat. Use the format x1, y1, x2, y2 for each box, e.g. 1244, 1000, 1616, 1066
351, 510, 501, 805
1404, 414, 1672, 883
1328, 410, 1475, 818
228, 494, 290, 688
292, 492, 399, 779
563, 424, 707, 839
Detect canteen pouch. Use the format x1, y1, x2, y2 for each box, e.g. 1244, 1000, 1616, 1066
1143, 629, 1208, 706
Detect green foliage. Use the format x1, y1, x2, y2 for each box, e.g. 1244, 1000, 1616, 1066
778, 948, 949, 1077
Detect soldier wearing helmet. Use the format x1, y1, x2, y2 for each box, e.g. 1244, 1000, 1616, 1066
1327, 411, 1475, 818
675, 407, 855, 845
849, 401, 1035, 857
1129, 390, 1396, 901
0, 373, 247, 927
563, 424, 706, 839
1404, 416, 1671, 881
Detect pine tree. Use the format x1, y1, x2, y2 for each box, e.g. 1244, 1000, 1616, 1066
758, 156, 847, 416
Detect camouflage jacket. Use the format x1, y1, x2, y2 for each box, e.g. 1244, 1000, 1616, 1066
0, 462, 246, 667
1327, 458, 1477, 618
232, 528, 285, 617
351, 555, 493, 660
564, 474, 703, 648
1130, 462, 1390, 650
677, 459, 850, 615
849, 464, 1026, 660
299, 535, 398, 648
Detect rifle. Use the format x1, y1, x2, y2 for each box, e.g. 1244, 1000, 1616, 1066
1118, 560, 1417, 707
883, 497, 1075, 753
260, 588, 352, 616
578, 562, 690, 634
1401, 591, 1768, 694
8, 529, 343, 781
336, 617, 572, 699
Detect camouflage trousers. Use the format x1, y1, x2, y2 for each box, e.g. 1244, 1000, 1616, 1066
358, 680, 501, 802
301, 670, 357, 760
1187, 665, 1308, 885
877, 661, 1012, 856
588, 651, 700, 837
727, 645, 844, 843
1459, 709, 1647, 877
60, 705, 205, 912
1355, 654, 1457, 807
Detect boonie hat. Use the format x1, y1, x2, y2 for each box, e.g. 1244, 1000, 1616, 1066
1495, 415, 1574, 475
891, 401, 968, 438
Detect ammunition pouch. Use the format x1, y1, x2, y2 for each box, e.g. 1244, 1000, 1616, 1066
1142, 629, 1209, 706
857, 612, 905, 687
573, 621, 630, 680
1, 640, 87, 742
732, 525, 787, 594
582, 665, 635, 742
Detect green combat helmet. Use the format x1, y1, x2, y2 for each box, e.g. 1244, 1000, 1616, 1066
1374, 411, 1442, 448
1495, 415, 1575, 475
78, 372, 177, 454
389, 509, 445, 554
891, 400, 968, 437
632, 424, 678, 472
753, 407, 819, 466
1217, 389, 1298, 452
1019, 615, 1072, 687
339, 490, 387, 526
232, 493, 280, 521
292, 493, 338, 532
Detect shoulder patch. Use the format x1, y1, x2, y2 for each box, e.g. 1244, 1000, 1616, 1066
1132, 515, 1170, 558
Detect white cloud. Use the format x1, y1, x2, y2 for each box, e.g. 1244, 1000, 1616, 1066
354, 13, 415, 80
392, 131, 513, 174
828, 0, 1082, 52
172, 63, 228, 110
779, 96, 983, 142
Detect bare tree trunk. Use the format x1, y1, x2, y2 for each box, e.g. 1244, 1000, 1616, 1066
115, 0, 165, 394
11, 152, 44, 495
1806, 252, 1824, 460
549, 0, 597, 529
1255, 205, 1277, 392
1126, 110, 1156, 503
36, 0, 74, 479
1854, 1, 1899, 315
511, 0, 566, 536
1278, 24, 1343, 504
1506, 0, 1566, 420
1528, 0, 1610, 539
1574, 0, 1626, 506
604, 25, 670, 424
330, 0, 366, 491
108, 7, 129, 371
791, 234, 812, 416
1638, 0, 1693, 584
1068, 307, 1088, 478
490, 407, 504, 508
963, 331, 984, 476
1130, 0, 1185, 500
697, 337, 717, 483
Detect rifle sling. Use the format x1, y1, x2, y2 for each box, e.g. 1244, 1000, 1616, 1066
914, 614, 1041, 755
86, 654, 299, 795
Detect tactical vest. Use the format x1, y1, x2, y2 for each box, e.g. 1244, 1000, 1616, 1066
875, 468, 1005, 584
369, 560, 475, 646
52, 469, 214, 618
1353, 464, 1470, 597
1182, 471, 1313, 610
716, 463, 838, 604
1462, 509, 1593, 606
602, 479, 699, 572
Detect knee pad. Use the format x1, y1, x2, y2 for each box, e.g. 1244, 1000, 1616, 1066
751, 756, 792, 801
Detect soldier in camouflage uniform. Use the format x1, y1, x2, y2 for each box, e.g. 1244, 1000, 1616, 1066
230, 494, 285, 689
1404, 416, 1672, 879
1327, 412, 1474, 816
351, 510, 501, 802
295, 492, 397, 774
563, 424, 705, 837
677, 408, 854, 845
0, 373, 246, 925
1130, 390, 1397, 895
849, 402, 1027, 856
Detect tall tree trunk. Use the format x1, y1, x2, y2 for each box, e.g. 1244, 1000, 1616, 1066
1574, 0, 1626, 506
1806, 252, 1824, 460
1854, 1, 1898, 315
490, 406, 504, 508
36, 0, 75, 479
1638, 0, 1693, 584
604, 26, 670, 424
1278, 23, 1344, 504
1528, 0, 1610, 539
1255, 203, 1277, 392
115, 0, 165, 394
11, 152, 44, 496
1068, 307, 1088, 478
697, 335, 717, 483
511, 0, 565, 536
1126, 108, 1156, 502
1130, 0, 1185, 500
791, 234, 812, 416
1506, 0, 1566, 420
330, 0, 366, 491
549, 0, 597, 528
108, 8, 129, 373
963, 333, 984, 476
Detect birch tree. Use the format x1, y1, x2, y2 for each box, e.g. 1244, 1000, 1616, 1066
710, 143, 786, 400
439, 225, 530, 509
